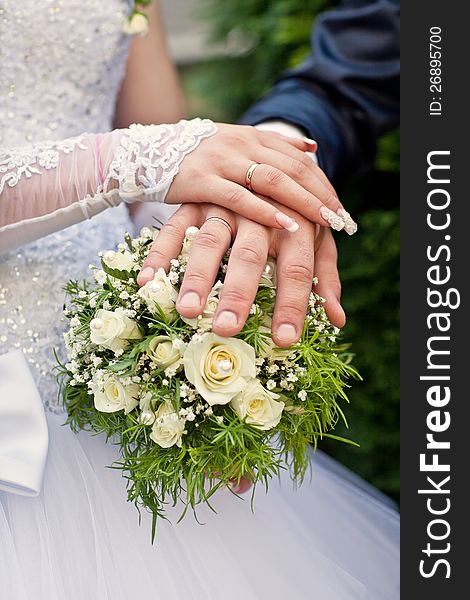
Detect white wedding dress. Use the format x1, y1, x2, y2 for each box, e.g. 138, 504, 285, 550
0, 1, 399, 598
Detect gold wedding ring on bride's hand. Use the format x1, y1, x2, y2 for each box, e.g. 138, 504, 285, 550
245, 162, 260, 191
204, 216, 234, 240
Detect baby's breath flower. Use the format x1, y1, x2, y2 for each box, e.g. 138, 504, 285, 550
140, 226, 153, 239
164, 365, 179, 378
91, 354, 102, 367
94, 270, 106, 285
65, 360, 79, 373
298, 390, 307, 401
168, 272, 179, 285
266, 379, 277, 391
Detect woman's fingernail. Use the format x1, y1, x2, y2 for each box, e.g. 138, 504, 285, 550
319, 207, 345, 231
214, 310, 238, 329
275, 212, 299, 233
138, 266, 154, 283
337, 208, 358, 236
303, 137, 317, 148
178, 291, 200, 309
276, 323, 298, 343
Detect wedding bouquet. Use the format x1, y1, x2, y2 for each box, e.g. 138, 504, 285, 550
57, 227, 359, 539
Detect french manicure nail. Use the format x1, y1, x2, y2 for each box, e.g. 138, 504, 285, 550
275, 212, 300, 233
337, 208, 358, 236
178, 291, 200, 309
319, 207, 345, 231
276, 323, 298, 343
303, 137, 317, 147
138, 266, 154, 283
214, 310, 238, 329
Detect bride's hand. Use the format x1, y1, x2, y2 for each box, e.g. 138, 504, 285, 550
165, 124, 357, 235
137, 202, 345, 347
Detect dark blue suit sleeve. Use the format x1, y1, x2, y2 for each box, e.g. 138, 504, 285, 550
240, 0, 400, 186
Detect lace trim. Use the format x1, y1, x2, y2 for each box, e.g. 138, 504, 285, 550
0, 137, 88, 194
103, 118, 218, 202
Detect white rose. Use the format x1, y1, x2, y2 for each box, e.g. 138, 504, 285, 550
93, 374, 139, 414
122, 12, 149, 36
181, 281, 223, 331
150, 402, 185, 448
147, 335, 183, 370
231, 378, 284, 430
102, 250, 135, 271
137, 268, 178, 320
90, 308, 142, 352
259, 257, 277, 287
183, 332, 256, 406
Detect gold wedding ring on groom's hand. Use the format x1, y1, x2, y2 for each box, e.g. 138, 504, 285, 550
245, 162, 260, 191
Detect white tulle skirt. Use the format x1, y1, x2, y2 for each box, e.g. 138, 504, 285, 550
0, 413, 399, 600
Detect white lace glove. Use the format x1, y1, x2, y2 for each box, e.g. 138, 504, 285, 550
0, 119, 217, 253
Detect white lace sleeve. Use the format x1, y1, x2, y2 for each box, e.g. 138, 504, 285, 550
0, 118, 217, 253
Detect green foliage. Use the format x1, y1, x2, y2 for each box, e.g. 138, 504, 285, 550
182, 0, 400, 498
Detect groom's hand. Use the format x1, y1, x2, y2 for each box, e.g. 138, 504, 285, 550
137, 203, 345, 346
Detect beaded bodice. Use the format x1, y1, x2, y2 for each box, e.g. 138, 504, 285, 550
0, 0, 131, 147
0, 0, 134, 411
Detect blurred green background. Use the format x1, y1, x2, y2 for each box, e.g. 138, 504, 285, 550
169, 0, 399, 499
